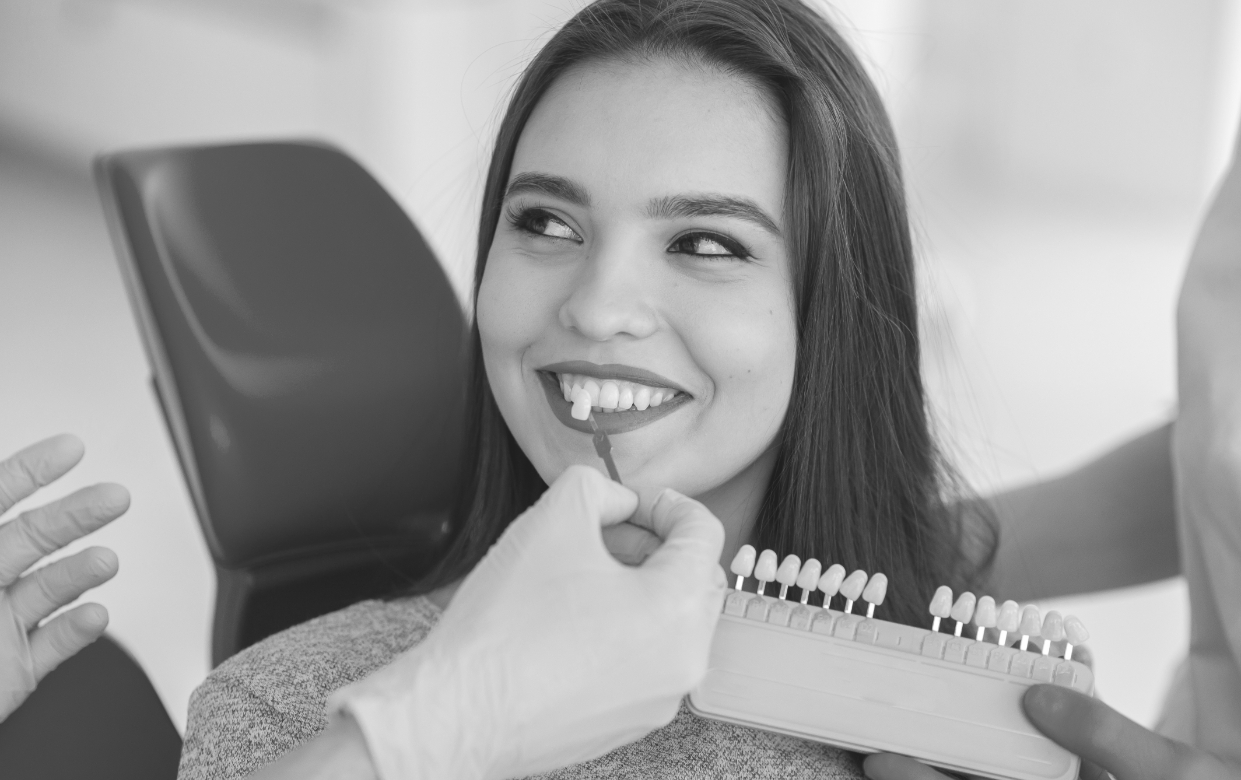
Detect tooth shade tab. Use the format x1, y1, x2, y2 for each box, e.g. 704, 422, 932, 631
973, 596, 997, 628
795, 559, 822, 592
570, 388, 592, 421
1019, 605, 1042, 637
929, 586, 953, 619
775, 555, 802, 586
861, 573, 888, 606
950, 592, 977, 624
1064, 615, 1090, 645
839, 570, 868, 601
1041, 610, 1065, 642
996, 600, 1021, 632
729, 545, 756, 589
754, 550, 778, 582
818, 564, 846, 596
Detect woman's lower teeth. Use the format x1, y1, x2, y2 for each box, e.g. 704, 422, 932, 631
558, 374, 676, 411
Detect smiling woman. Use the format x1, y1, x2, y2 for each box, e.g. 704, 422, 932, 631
177, 1, 995, 778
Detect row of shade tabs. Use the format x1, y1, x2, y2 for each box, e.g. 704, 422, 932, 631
729, 545, 1090, 661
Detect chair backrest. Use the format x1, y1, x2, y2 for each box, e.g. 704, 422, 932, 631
95, 141, 466, 663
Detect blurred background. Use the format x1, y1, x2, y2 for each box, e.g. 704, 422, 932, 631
1, 0, 1237, 734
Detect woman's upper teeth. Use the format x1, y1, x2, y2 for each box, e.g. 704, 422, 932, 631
557, 373, 680, 412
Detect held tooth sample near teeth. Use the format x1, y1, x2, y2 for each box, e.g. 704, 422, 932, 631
929, 586, 953, 633
754, 549, 779, 596
1018, 605, 1042, 652
861, 573, 888, 618
570, 388, 592, 421
795, 559, 822, 605
996, 600, 1020, 646
1041, 610, 1065, 655
775, 555, 802, 600
817, 564, 846, 608
1064, 615, 1090, 661
949, 592, 977, 637
730, 545, 757, 590
973, 596, 997, 641
839, 570, 868, 614
556, 373, 681, 412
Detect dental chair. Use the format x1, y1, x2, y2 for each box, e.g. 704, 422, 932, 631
95, 140, 467, 667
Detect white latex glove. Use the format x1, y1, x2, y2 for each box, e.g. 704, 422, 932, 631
0, 434, 124, 720
328, 465, 727, 780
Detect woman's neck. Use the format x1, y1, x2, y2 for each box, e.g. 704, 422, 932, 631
695, 444, 779, 570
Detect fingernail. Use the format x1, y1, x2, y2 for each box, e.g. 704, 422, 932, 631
1025, 683, 1067, 715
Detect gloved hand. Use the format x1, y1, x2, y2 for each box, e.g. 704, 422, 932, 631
328, 465, 727, 780
0, 434, 125, 720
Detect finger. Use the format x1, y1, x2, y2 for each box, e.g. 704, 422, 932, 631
8, 546, 119, 630
0, 483, 129, 587
638, 490, 725, 578
601, 521, 662, 566
544, 465, 638, 532
863, 753, 956, 780
0, 434, 84, 516
1023, 685, 1181, 780
28, 602, 108, 682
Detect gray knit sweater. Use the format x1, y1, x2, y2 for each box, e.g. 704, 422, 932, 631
178, 595, 864, 780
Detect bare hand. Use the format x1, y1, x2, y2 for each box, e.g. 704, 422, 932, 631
0, 434, 125, 720
861, 685, 1241, 780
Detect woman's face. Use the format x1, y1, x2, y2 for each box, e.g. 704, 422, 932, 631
478, 57, 797, 507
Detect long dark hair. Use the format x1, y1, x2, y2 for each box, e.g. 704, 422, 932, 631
414, 0, 995, 628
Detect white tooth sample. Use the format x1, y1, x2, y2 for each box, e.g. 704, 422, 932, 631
634, 387, 651, 411
1064, 615, 1089, 645
1063, 615, 1089, 660
617, 385, 634, 411
729, 544, 756, 589
996, 599, 1020, 646
599, 381, 620, 410
775, 555, 801, 599
754, 549, 778, 596
861, 573, 888, 617
974, 595, 997, 641
649, 390, 664, 407
570, 378, 585, 404
929, 585, 953, 632
583, 379, 601, 408
1018, 605, 1042, 651
839, 569, 867, 612
817, 564, 846, 605
1041, 610, 1065, 655
795, 559, 822, 604
949, 592, 977, 636
570, 388, 592, 421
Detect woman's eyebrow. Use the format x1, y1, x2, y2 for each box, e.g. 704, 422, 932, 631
504, 172, 591, 206
647, 194, 782, 237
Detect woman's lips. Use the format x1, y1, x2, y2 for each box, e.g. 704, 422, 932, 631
538, 371, 690, 434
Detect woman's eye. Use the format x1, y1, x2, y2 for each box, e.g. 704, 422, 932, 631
509, 207, 581, 242
669, 232, 750, 260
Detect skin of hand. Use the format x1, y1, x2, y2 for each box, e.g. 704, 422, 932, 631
861, 685, 1241, 780
0, 434, 125, 720
252, 465, 726, 780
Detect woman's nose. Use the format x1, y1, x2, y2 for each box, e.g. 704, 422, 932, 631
558, 249, 659, 342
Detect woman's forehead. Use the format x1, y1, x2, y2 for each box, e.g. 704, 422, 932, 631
510, 57, 787, 216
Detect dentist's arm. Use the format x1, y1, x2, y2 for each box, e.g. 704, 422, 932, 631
249, 465, 726, 780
